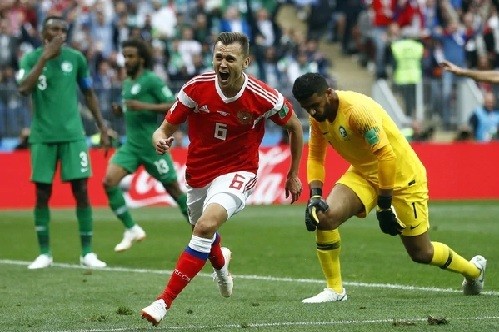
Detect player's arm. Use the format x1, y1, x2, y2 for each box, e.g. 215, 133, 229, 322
127, 78, 176, 112
281, 109, 303, 203
126, 100, 174, 112
304, 118, 329, 231
350, 107, 405, 236
152, 118, 179, 154
77, 52, 110, 152
268, 96, 303, 203
82, 87, 111, 152
441, 60, 499, 83
18, 36, 64, 95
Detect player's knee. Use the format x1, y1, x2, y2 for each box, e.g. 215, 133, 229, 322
193, 217, 218, 238
407, 248, 433, 264
102, 174, 119, 188
71, 180, 89, 204
317, 209, 346, 230
36, 183, 52, 206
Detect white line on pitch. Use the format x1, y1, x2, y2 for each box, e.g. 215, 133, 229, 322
42, 316, 499, 332
1, 259, 498, 296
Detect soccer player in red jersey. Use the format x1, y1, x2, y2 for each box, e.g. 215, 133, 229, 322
141, 32, 303, 326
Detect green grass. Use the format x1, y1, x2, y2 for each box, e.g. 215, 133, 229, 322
1, 202, 498, 331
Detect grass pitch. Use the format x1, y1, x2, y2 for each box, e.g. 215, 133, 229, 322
1, 202, 498, 331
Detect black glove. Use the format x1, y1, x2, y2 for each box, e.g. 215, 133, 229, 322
304, 195, 329, 231
376, 195, 406, 236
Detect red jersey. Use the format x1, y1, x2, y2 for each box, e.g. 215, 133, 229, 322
166, 71, 294, 188
372, 0, 396, 27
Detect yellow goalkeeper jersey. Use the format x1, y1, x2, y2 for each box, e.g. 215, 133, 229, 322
307, 90, 426, 190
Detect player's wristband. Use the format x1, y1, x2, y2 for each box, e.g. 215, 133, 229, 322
377, 195, 392, 210
310, 188, 322, 197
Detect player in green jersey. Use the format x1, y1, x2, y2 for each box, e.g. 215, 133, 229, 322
103, 39, 189, 252
17, 16, 111, 269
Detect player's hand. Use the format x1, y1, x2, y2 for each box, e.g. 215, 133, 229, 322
111, 103, 123, 116
439, 60, 461, 75
99, 127, 112, 157
376, 207, 406, 236
154, 136, 174, 154
285, 174, 302, 204
42, 35, 64, 60
376, 195, 406, 236
305, 195, 329, 231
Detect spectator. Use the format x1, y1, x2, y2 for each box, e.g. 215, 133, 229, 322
386, 22, 424, 118
220, 5, 252, 38
469, 91, 499, 141
371, 0, 396, 79
433, 11, 468, 129
177, 26, 203, 76
151, 0, 177, 41
0, 17, 19, 70
88, 7, 114, 58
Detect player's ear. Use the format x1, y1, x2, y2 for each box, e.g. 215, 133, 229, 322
243, 56, 250, 69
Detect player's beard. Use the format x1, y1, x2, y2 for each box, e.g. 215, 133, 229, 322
126, 63, 140, 77
312, 110, 328, 122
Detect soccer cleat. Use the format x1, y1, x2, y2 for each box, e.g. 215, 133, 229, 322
212, 247, 233, 297
462, 255, 487, 295
27, 254, 53, 270
114, 225, 146, 252
80, 253, 107, 268
302, 288, 347, 303
141, 299, 168, 326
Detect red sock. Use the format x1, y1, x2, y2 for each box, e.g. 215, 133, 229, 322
209, 233, 224, 270
158, 249, 207, 308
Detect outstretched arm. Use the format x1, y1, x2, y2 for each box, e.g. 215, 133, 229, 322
440, 60, 499, 83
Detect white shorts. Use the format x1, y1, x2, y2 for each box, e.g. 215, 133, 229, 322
186, 171, 257, 225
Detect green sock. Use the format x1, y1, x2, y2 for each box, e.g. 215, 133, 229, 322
77, 206, 93, 256
105, 186, 135, 229
34, 207, 50, 255
175, 193, 188, 220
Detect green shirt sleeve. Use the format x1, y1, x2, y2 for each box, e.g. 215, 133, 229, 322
16, 53, 34, 84
150, 75, 175, 104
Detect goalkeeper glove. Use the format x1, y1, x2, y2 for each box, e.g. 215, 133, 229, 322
376, 195, 406, 236
305, 195, 329, 231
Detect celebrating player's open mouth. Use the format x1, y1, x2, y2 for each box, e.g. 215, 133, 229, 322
218, 71, 231, 85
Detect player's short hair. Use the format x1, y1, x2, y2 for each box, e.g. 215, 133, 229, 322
43, 15, 67, 31
292, 72, 329, 102
216, 32, 249, 56
122, 39, 153, 69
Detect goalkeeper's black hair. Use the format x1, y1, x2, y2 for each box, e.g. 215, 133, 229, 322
292, 72, 329, 102
122, 39, 153, 70
216, 32, 249, 57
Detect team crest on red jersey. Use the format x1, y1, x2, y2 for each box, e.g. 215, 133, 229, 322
237, 110, 253, 125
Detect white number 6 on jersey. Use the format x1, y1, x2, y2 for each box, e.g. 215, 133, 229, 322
214, 122, 227, 141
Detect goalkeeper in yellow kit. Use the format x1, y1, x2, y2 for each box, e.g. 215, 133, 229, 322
292, 73, 486, 303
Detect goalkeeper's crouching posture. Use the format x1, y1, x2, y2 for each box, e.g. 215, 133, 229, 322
292, 73, 487, 303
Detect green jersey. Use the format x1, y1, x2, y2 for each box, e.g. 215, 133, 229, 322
121, 70, 175, 149
18, 46, 90, 143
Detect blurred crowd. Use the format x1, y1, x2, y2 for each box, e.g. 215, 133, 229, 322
314, 0, 499, 140
1, 0, 498, 146
0, 0, 335, 146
